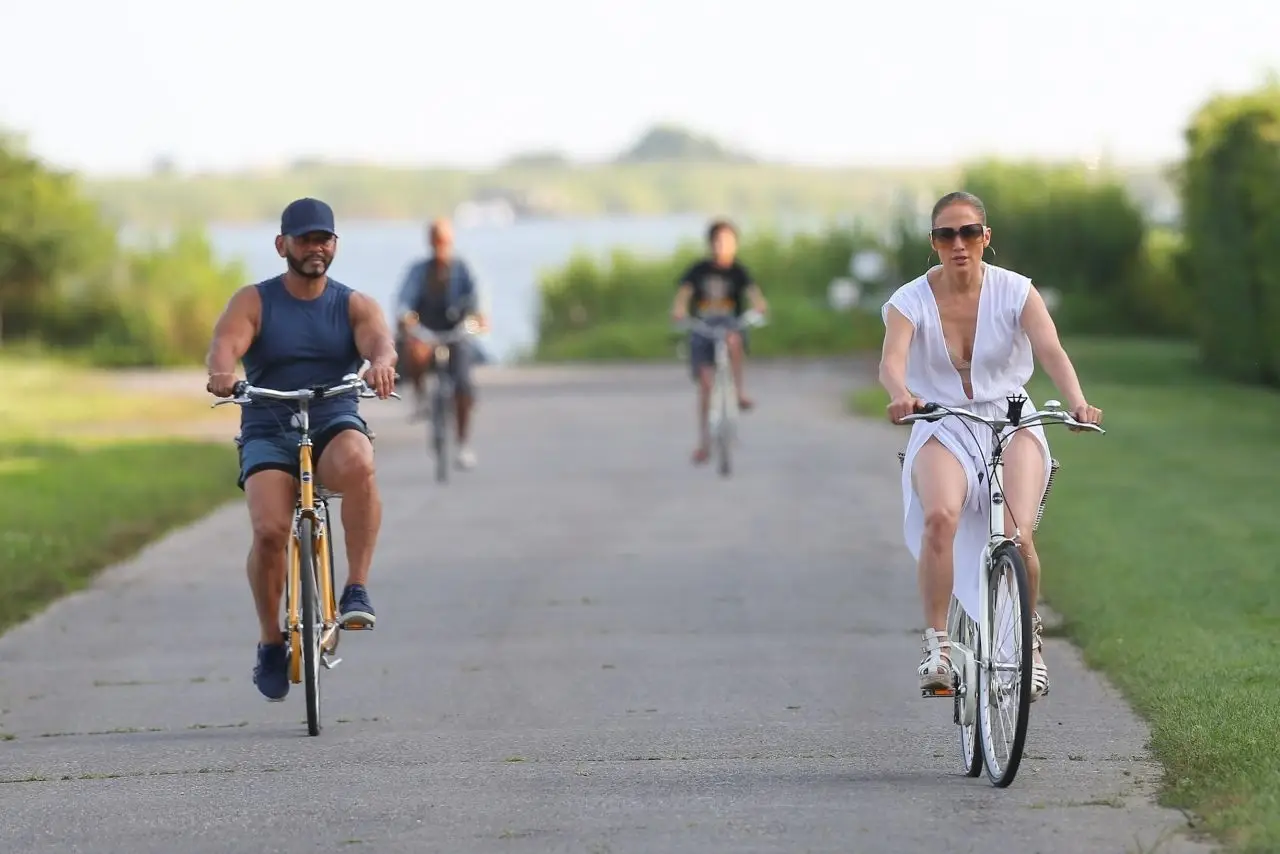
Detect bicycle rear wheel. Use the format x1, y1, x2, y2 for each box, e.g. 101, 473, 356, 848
946, 596, 983, 777
299, 517, 323, 736
979, 541, 1033, 786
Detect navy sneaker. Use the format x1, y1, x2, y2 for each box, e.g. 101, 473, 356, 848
339, 584, 376, 629
253, 639, 290, 701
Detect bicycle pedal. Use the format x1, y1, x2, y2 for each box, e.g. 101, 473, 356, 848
921, 687, 955, 698
340, 621, 373, 631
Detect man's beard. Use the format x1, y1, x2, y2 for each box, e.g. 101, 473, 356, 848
286, 251, 329, 279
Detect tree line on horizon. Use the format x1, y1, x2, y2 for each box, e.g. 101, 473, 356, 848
2, 80, 1277, 388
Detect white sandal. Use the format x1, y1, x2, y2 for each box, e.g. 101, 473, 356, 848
918, 628, 953, 692
1030, 612, 1050, 701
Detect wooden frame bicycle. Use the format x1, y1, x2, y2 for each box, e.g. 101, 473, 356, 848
216, 372, 397, 736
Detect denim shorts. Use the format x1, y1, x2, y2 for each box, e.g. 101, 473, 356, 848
689, 327, 751, 380
235, 413, 372, 490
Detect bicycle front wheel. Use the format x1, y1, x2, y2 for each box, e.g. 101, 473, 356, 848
715, 377, 733, 478
431, 380, 449, 484
299, 517, 323, 737
979, 541, 1033, 787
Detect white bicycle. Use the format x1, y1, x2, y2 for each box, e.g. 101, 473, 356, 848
899, 394, 1104, 787
676, 310, 766, 477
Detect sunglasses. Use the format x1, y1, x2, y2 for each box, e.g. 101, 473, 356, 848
930, 223, 986, 243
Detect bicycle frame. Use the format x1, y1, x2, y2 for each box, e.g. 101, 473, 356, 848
900, 394, 1104, 701
680, 311, 764, 439
408, 323, 475, 402
215, 373, 398, 677
406, 322, 478, 481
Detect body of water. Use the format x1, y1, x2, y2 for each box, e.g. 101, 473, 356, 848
205, 215, 717, 363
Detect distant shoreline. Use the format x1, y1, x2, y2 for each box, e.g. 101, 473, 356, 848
82, 160, 1176, 228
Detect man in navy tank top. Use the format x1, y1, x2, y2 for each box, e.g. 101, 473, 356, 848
205, 198, 399, 702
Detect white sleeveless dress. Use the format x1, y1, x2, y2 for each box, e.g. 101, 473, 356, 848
880, 263, 1051, 624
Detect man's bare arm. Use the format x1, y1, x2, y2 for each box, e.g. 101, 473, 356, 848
349, 292, 398, 367
205, 285, 261, 378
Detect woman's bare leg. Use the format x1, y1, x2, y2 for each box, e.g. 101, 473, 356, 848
910, 438, 969, 689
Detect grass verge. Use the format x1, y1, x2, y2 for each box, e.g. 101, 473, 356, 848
0, 353, 240, 634
0, 440, 239, 633
1, 353, 235, 441
534, 305, 887, 363
847, 337, 1280, 852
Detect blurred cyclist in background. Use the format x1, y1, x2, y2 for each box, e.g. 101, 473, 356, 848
393, 217, 489, 470
670, 219, 768, 465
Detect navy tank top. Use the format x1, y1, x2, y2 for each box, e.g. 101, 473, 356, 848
239, 275, 364, 438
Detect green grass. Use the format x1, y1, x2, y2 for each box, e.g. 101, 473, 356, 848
0, 354, 241, 634
0, 439, 239, 632
534, 305, 887, 363
0, 353, 235, 441
848, 337, 1280, 852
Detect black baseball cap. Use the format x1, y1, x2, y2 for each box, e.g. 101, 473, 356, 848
280, 197, 337, 238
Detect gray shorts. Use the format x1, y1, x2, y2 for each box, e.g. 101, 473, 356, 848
235, 413, 372, 490
689, 327, 751, 380
397, 335, 476, 397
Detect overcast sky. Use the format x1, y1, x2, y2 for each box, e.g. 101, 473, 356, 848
1, 0, 1275, 175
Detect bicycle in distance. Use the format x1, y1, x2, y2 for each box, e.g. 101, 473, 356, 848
673, 309, 767, 477
403, 317, 484, 484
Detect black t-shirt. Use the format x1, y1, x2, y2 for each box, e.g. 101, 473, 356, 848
678, 259, 754, 319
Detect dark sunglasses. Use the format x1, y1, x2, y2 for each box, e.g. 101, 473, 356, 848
930, 223, 986, 243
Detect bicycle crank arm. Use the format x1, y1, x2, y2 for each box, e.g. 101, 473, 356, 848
321, 653, 342, 670
320, 625, 342, 653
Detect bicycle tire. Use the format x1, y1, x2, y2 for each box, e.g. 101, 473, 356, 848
716, 373, 733, 478
946, 597, 983, 777
299, 516, 322, 737
431, 376, 449, 484
979, 541, 1033, 787
716, 404, 732, 477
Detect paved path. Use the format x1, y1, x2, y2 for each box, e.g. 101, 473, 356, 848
0, 362, 1212, 853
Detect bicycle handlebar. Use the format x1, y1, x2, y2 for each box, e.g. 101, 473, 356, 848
898, 396, 1106, 434
211, 373, 400, 408
405, 319, 482, 345
673, 310, 767, 337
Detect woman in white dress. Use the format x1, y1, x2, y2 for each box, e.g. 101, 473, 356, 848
878, 191, 1103, 701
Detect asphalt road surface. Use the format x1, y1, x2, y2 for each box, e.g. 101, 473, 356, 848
0, 362, 1214, 854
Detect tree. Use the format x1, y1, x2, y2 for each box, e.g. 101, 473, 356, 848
613, 124, 757, 164
1179, 80, 1280, 386
0, 133, 113, 342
